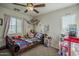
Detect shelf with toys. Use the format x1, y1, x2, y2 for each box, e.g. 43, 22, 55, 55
59, 36, 79, 56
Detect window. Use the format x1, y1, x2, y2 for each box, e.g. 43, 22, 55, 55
62, 14, 76, 34
8, 17, 22, 34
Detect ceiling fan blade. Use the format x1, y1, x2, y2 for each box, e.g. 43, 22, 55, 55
33, 9, 39, 13
13, 3, 26, 7
24, 9, 28, 13
34, 4, 45, 8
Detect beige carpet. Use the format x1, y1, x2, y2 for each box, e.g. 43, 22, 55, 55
0, 45, 58, 56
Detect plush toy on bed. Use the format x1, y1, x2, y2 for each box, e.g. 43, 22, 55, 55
27, 30, 36, 38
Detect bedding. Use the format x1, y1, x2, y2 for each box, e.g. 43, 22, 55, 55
6, 32, 44, 47
35, 32, 44, 39
31, 38, 41, 42
13, 39, 32, 49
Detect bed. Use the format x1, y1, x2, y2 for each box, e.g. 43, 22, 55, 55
5, 32, 44, 56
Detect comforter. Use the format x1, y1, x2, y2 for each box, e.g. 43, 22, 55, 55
12, 37, 41, 50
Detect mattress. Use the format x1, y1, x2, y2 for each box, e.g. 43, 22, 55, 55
16, 41, 30, 49
31, 38, 41, 42
12, 37, 41, 50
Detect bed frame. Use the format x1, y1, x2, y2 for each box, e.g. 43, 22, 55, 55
5, 36, 44, 56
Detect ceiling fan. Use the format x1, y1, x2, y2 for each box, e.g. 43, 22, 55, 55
13, 3, 45, 13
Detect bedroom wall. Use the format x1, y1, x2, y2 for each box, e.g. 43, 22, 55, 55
35, 4, 79, 49
0, 6, 32, 47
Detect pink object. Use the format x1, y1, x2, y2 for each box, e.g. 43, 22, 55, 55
64, 36, 79, 56
15, 35, 24, 39
64, 36, 79, 44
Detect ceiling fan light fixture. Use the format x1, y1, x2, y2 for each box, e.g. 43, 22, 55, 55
26, 3, 34, 11
27, 6, 34, 11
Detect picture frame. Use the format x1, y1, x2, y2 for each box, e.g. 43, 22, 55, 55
0, 18, 3, 25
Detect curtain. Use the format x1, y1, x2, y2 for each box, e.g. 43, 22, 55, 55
23, 19, 25, 34
3, 14, 10, 38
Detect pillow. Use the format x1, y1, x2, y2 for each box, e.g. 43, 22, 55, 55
27, 32, 35, 38
15, 35, 23, 39
35, 32, 43, 39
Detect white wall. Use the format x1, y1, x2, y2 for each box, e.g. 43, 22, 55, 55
36, 4, 79, 49
0, 6, 32, 47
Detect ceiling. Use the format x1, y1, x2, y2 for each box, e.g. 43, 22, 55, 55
0, 3, 76, 17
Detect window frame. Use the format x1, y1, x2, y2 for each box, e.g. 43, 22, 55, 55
61, 14, 76, 34
8, 16, 23, 35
